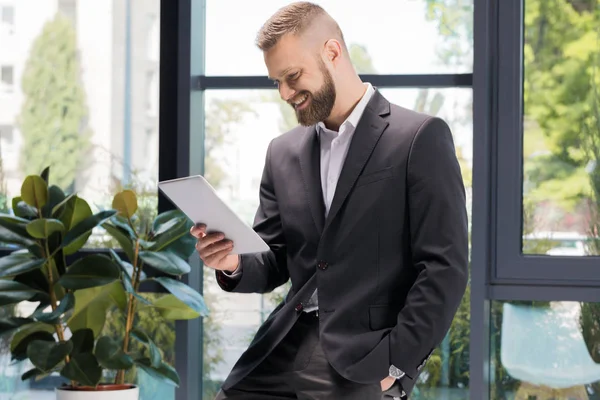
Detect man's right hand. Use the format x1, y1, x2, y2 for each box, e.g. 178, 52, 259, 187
190, 223, 240, 273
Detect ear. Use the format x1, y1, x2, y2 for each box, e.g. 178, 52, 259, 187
323, 39, 343, 65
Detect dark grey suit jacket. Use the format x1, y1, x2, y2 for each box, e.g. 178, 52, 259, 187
216, 90, 469, 395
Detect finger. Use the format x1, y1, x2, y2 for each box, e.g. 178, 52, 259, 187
199, 239, 233, 259
196, 233, 227, 252
190, 223, 207, 238
204, 247, 234, 268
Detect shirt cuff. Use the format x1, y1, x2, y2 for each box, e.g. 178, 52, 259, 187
221, 257, 242, 278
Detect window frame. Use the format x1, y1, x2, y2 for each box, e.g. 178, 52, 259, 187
493, 0, 600, 285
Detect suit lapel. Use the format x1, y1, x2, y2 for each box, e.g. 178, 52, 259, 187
298, 126, 325, 234
324, 91, 390, 232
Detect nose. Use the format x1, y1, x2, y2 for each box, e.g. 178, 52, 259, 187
279, 83, 296, 103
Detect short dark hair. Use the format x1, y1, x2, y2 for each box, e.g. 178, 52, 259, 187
256, 2, 343, 51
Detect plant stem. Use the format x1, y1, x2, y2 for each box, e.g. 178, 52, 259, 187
115, 238, 141, 385
44, 239, 75, 387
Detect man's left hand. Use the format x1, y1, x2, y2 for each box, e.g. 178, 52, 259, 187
380, 376, 396, 391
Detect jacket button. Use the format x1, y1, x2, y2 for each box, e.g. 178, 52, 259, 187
295, 303, 303, 312
317, 261, 328, 270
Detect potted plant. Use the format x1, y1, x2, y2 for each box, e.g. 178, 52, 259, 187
0, 168, 207, 399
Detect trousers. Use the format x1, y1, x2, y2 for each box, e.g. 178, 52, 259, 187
214, 311, 407, 400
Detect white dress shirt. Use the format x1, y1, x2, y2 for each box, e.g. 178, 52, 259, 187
300, 82, 375, 312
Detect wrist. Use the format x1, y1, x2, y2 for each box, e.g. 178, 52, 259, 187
223, 255, 240, 273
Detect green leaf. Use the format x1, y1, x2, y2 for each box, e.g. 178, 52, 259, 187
51, 193, 76, 218
11, 325, 55, 361
27, 339, 72, 372
0, 280, 43, 306
69, 329, 94, 355
26, 218, 65, 239
12, 197, 37, 219
58, 196, 90, 230
58, 254, 120, 290
151, 212, 195, 258
42, 185, 66, 218
10, 322, 55, 352
107, 250, 150, 305
40, 167, 50, 184
135, 358, 180, 387
21, 175, 48, 209
62, 210, 118, 255
95, 336, 134, 370
102, 223, 135, 262
131, 328, 161, 368
67, 281, 127, 337
165, 234, 197, 261
149, 217, 190, 253
0, 317, 34, 337
139, 251, 191, 276
152, 294, 202, 320
0, 253, 45, 279
0, 214, 33, 238
53, 245, 66, 276
108, 249, 146, 280
138, 239, 155, 249
112, 190, 138, 219
0, 221, 36, 247
110, 216, 137, 239
121, 269, 152, 305
21, 367, 45, 381
152, 217, 184, 237
60, 352, 102, 387
14, 269, 49, 294
58, 196, 92, 254
152, 210, 184, 231
33, 293, 74, 324
153, 277, 208, 317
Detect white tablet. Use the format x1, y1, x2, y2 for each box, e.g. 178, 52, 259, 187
158, 175, 269, 254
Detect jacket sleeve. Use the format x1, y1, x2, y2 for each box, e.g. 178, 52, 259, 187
216, 140, 289, 293
389, 117, 469, 379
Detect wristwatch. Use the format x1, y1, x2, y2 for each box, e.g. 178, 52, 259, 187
389, 364, 405, 379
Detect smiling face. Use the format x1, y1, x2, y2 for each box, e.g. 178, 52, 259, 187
265, 34, 336, 126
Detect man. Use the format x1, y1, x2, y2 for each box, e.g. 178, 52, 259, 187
191, 2, 468, 399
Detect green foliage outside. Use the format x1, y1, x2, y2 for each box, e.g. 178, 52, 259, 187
16, 13, 92, 192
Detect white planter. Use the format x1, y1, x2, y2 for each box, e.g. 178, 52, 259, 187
56, 385, 139, 400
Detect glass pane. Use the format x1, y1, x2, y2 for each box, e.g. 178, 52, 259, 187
0, 296, 175, 400
205, 0, 473, 76
521, 0, 600, 255
202, 87, 472, 399
0, 1, 160, 248
491, 300, 600, 399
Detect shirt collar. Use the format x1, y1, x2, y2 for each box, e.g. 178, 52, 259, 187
317, 82, 375, 134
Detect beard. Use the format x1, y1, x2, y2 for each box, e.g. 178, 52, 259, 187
293, 62, 336, 126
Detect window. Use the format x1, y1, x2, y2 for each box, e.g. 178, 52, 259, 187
491, 300, 600, 400
147, 13, 159, 62
0, 1, 167, 396
205, 0, 473, 76
521, 0, 600, 257
1, 5, 14, 26
494, 0, 600, 282
0, 124, 13, 145
146, 70, 159, 117
0, 2, 160, 243
0, 65, 13, 92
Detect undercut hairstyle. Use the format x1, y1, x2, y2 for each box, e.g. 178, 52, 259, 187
256, 2, 345, 51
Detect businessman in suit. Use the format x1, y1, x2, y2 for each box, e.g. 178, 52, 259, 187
191, 2, 468, 399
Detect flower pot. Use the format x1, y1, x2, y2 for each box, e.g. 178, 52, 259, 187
56, 384, 139, 400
